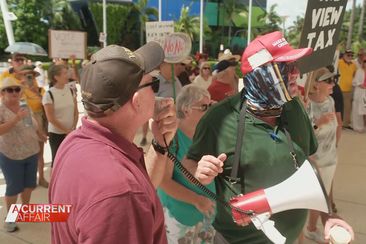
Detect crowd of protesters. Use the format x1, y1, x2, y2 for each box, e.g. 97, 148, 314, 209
0, 35, 360, 244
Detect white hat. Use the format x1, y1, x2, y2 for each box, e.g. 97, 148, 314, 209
218, 49, 240, 62
0, 77, 22, 90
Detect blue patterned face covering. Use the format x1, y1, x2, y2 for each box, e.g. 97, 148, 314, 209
242, 62, 293, 117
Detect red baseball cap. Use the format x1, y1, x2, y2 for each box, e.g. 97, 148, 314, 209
241, 31, 313, 75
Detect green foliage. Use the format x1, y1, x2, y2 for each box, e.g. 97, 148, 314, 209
0, 0, 82, 60
254, 4, 282, 36
90, 3, 133, 46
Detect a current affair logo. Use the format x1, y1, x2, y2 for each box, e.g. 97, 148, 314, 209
5, 204, 72, 223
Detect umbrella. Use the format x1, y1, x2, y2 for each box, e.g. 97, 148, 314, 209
5, 42, 48, 56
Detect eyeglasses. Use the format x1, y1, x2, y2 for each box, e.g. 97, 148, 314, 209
191, 103, 212, 112
3, 87, 21, 93
202, 67, 211, 70
137, 77, 160, 93
180, 63, 186, 66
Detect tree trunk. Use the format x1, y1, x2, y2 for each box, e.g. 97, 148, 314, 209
358, 0, 366, 41
346, 0, 356, 49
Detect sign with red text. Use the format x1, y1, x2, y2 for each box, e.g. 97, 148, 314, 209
297, 0, 347, 74
146, 21, 174, 46
5, 204, 72, 222
163, 32, 192, 64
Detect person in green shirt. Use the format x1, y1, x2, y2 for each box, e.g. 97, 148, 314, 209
158, 85, 216, 243
181, 31, 354, 244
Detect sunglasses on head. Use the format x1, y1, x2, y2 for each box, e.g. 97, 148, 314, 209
137, 77, 160, 93
3, 87, 21, 93
191, 103, 212, 112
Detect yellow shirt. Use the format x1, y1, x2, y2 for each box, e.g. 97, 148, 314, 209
338, 59, 357, 92
0, 70, 44, 112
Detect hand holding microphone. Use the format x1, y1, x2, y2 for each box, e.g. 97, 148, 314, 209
150, 97, 178, 147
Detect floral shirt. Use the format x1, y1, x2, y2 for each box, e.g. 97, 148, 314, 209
0, 104, 39, 160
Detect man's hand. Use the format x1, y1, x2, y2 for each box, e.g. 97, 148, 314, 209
324, 218, 354, 242
195, 153, 227, 185
151, 98, 177, 147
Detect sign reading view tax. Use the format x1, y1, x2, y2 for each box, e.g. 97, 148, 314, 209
298, 0, 347, 74
49, 30, 87, 59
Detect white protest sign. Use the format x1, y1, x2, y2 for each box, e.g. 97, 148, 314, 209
146, 21, 174, 46
48, 30, 87, 59
163, 32, 192, 64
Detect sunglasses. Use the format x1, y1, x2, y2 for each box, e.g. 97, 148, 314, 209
3, 87, 21, 93
319, 78, 336, 84
137, 77, 160, 93
202, 67, 211, 70
191, 103, 212, 112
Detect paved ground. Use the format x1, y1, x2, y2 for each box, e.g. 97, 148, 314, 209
0, 89, 365, 243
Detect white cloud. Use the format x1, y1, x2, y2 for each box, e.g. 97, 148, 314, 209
267, 0, 363, 28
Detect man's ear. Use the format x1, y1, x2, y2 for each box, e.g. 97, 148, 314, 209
130, 92, 141, 112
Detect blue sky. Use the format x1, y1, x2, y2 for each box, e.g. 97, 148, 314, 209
267, 0, 363, 28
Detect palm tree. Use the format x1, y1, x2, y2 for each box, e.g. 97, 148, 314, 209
132, 0, 158, 46
358, 0, 366, 42
254, 4, 282, 36
346, 0, 356, 49
222, 0, 247, 45
174, 5, 200, 41
286, 16, 304, 47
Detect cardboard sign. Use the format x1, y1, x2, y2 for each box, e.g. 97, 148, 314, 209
163, 33, 192, 64
297, 0, 347, 74
146, 21, 174, 46
48, 30, 87, 59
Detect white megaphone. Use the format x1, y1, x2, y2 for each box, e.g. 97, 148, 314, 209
229, 160, 331, 244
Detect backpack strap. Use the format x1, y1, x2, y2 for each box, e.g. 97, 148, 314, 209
48, 90, 54, 103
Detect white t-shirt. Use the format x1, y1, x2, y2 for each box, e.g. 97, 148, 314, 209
42, 86, 75, 134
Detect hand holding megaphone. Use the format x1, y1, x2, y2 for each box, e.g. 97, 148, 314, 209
230, 160, 331, 243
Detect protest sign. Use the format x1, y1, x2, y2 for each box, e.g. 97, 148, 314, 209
49, 30, 87, 59
297, 0, 347, 74
146, 21, 174, 46
163, 32, 192, 64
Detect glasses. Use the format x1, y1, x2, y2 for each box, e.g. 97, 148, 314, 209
202, 67, 210, 70
137, 77, 160, 93
3, 87, 21, 93
191, 103, 212, 112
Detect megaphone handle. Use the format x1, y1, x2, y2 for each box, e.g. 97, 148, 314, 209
251, 215, 286, 244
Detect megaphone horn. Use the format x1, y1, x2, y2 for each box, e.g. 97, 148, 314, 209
230, 159, 331, 225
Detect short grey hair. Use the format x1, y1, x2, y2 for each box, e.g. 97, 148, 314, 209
176, 84, 210, 119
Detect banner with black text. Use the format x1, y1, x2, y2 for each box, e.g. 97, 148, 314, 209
297, 0, 347, 74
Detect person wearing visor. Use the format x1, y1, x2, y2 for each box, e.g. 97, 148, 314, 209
305, 68, 342, 243
208, 60, 239, 102
180, 31, 353, 243
49, 43, 177, 243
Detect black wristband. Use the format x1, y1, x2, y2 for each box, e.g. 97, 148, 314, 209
152, 139, 167, 155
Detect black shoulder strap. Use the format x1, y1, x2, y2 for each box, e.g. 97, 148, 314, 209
227, 100, 247, 187
48, 90, 54, 103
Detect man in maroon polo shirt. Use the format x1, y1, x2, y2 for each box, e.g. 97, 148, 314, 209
49, 42, 177, 243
